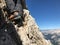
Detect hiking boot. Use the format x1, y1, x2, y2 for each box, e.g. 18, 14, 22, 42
8, 12, 22, 21
8, 12, 23, 26
8, 14, 15, 20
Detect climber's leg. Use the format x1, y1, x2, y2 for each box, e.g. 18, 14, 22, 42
8, 0, 23, 20
5, 0, 15, 13
12, 0, 23, 26
21, 0, 27, 9
13, 0, 23, 17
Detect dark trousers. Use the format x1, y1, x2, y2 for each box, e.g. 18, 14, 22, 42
21, 0, 27, 9
5, 0, 23, 14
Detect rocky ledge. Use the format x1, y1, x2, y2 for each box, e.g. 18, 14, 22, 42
15, 9, 52, 45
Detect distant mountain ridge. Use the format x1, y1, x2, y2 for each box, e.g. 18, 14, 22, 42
42, 29, 60, 45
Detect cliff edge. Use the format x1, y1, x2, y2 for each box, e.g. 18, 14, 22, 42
0, 0, 52, 45
15, 9, 52, 45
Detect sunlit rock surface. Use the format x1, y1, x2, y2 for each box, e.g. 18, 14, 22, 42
0, 1, 52, 45
15, 9, 52, 45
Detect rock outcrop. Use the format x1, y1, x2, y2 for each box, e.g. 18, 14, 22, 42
0, 0, 52, 45
15, 9, 52, 45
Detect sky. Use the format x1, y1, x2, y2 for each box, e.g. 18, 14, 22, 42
26, 0, 60, 30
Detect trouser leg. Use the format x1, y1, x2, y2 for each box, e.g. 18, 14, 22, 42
14, 0, 23, 15
5, 0, 15, 13
21, 0, 27, 9
13, 0, 24, 26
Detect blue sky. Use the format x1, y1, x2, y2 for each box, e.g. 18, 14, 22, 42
26, 0, 60, 30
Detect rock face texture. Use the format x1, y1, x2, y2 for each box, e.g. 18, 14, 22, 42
0, 0, 52, 45
15, 9, 52, 45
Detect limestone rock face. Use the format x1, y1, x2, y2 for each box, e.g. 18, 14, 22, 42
0, 0, 52, 45
15, 9, 52, 45
0, 0, 6, 8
